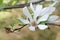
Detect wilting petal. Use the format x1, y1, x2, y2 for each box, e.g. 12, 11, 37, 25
23, 7, 33, 22
19, 18, 29, 24
29, 26, 35, 31
34, 5, 42, 20
47, 15, 59, 23
40, 7, 55, 16
30, 3, 35, 12
38, 24, 48, 30
37, 14, 49, 24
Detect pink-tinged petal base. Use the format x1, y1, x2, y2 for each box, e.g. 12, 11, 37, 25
29, 26, 35, 31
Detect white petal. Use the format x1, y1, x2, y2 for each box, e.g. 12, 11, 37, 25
40, 7, 55, 16
34, 5, 42, 20
23, 7, 33, 22
29, 26, 35, 31
47, 15, 59, 23
38, 24, 48, 30
45, 7, 55, 15
30, 3, 35, 13
39, 7, 48, 16
37, 14, 49, 24
19, 18, 29, 24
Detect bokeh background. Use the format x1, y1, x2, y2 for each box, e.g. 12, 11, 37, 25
0, 0, 60, 40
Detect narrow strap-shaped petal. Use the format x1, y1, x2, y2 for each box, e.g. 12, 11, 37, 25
34, 4, 42, 20
37, 14, 49, 24
39, 7, 48, 16
38, 24, 48, 30
29, 26, 35, 31
30, 3, 35, 13
23, 7, 33, 22
47, 15, 59, 23
40, 7, 55, 16
19, 18, 29, 24
44, 7, 55, 15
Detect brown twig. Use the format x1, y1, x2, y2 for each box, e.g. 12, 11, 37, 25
5, 24, 28, 33
2, 0, 45, 10
5, 23, 60, 33
12, 24, 28, 32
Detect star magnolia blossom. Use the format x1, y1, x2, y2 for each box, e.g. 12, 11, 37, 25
19, 2, 59, 31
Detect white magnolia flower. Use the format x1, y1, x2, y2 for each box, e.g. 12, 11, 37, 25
19, 3, 56, 31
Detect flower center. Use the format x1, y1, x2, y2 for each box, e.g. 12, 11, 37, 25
31, 21, 37, 26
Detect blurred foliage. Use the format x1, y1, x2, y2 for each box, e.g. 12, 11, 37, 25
25, 0, 28, 3
24, 34, 34, 40
56, 2, 60, 11
42, 1, 53, 7
38, 29, 56, 40
0, 11, 11, 20
0, 0, 20, 10
7, 0, 20, 5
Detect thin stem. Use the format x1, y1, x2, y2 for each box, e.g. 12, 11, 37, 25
5, 23, 60, 33
2, 0, 45, 10
12, 24, 28, 32
5, 24, 28, 33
